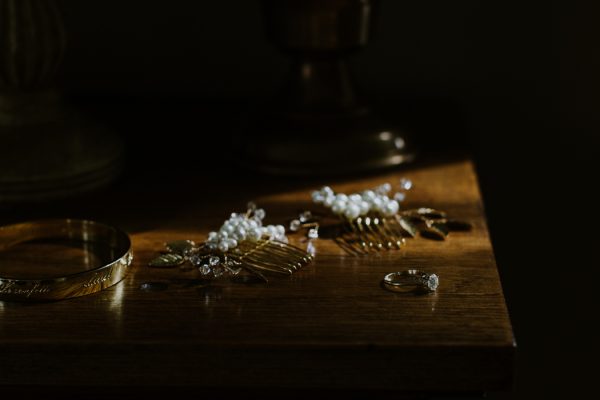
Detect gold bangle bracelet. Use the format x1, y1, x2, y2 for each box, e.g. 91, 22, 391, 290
0, 219, 133, 302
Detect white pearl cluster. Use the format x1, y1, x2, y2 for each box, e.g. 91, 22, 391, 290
312, 180, 411, 219
205, 207, 287, 253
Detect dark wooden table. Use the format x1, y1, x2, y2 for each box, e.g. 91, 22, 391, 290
0, 157, 514, 397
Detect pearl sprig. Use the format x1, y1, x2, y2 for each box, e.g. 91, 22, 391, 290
311, 179, 412, 219
205, 203, 287, 252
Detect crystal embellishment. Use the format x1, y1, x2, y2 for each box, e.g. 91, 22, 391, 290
426, 274, 439, 291
200, 264, 211, 275
299, 211, 312, 223
399, 178, 413, 191
289, 219, 301, 232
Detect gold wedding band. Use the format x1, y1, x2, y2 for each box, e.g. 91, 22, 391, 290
0, 219, 132, 302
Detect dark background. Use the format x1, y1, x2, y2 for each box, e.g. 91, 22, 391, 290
54, 0, 598, 398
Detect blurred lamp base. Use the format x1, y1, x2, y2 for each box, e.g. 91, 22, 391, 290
238, 109, 416, 176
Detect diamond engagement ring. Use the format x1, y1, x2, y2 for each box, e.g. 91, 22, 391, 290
382, 270, 439, 293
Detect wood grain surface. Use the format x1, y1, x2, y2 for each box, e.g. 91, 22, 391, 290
0, 158, 514, 394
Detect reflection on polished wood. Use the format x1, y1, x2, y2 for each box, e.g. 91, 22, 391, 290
0, 159, 514, 394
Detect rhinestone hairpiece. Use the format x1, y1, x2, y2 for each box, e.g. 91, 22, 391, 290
149, 202, 313, 282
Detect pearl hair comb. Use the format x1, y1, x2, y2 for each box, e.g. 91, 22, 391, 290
149, 202, 312, 283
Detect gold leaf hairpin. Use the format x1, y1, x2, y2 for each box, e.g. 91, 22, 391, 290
291, 179, 471, 255
149, 202, 313, 282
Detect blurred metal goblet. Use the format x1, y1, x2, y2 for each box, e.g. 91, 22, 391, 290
0, 0, 123, 203
238, 0, 415, 175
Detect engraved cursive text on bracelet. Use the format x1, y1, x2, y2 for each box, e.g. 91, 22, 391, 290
82, 270, 113, 288
0, 282, 51, 298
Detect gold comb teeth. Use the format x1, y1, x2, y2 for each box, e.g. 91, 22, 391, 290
303, 179, 471, 255
149, 203, 313, 283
